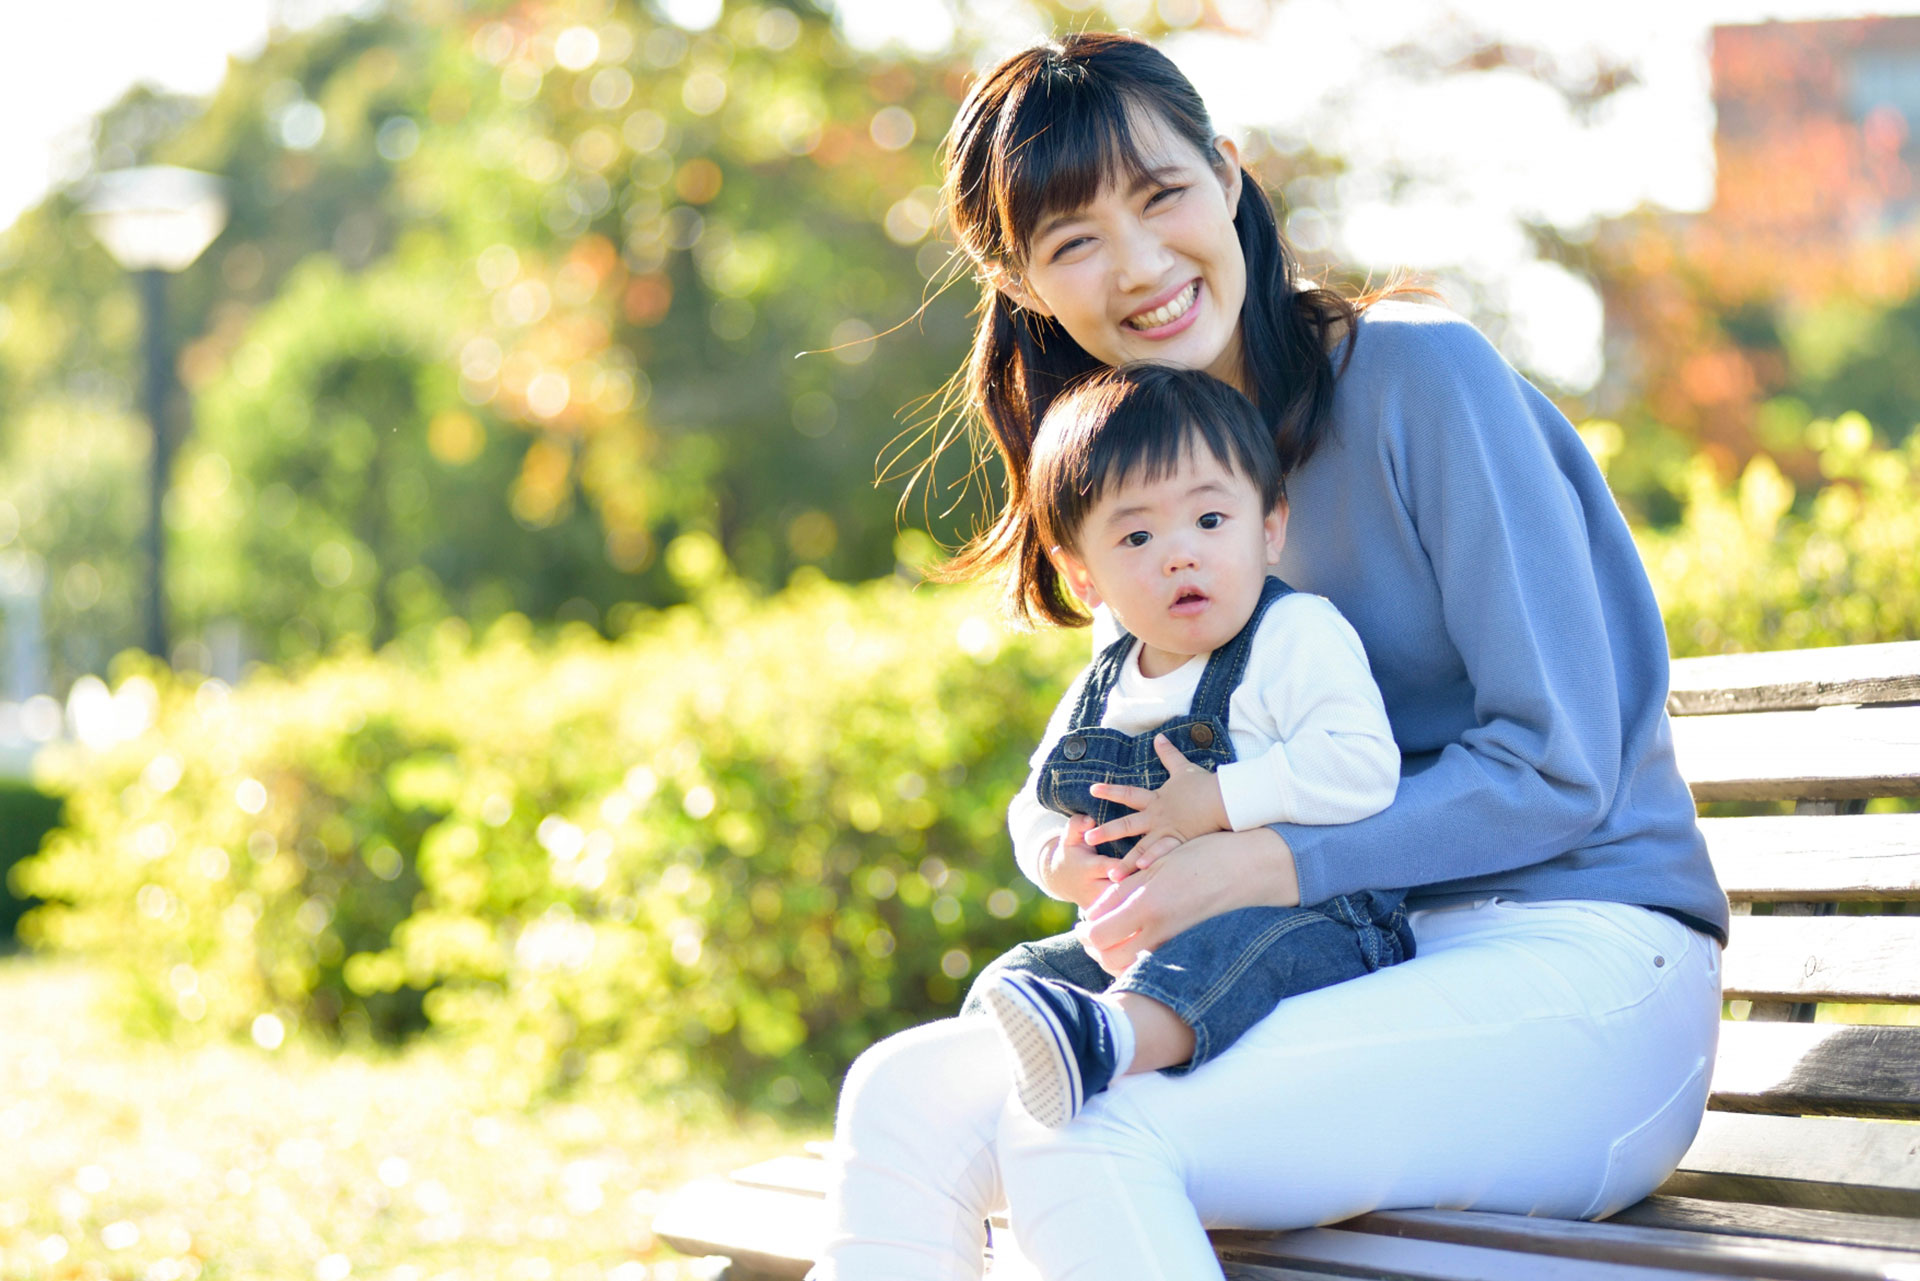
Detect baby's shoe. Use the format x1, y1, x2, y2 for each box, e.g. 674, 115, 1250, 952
983, 972, 1123, 1127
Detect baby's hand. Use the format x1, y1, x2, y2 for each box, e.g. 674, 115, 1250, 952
1039, 814, 1124, 910
1085, 734, 1230, 870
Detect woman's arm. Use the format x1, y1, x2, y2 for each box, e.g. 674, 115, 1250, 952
1279, 313, 1650, 903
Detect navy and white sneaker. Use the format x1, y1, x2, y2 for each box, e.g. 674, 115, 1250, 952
983, 972, 1122, 1127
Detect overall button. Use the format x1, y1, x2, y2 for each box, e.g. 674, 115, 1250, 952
1062, 737, 1087, 761
1190, 724, 1215, 748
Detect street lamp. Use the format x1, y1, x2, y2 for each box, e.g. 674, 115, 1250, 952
82, 165, 228, 660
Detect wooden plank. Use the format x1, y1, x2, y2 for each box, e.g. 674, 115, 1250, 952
1215, 1226, 1743, 1281
731, 1154, 829, 1197
1722, 915, 1920, 1004
1669, 641, 1920, 716
1341, 1206, 1920, 1280
1671, 705, 1920, 802
1702, 814, 1920, 902
1610, 1196, 1920, 1253
1710, 1021, 1920, 1119
651, 1178, 823, 1279
1666, 1113, 1920, 1216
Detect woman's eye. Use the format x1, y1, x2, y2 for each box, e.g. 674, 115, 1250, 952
1197, 512, 1224, 530
1122, 531, 1151, 548
1147, 186, 1186, 209
1048, 236, 1091, 262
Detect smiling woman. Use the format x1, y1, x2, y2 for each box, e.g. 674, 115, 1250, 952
812, 28, 1730, 1281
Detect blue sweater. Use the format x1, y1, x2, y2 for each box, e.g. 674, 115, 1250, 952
1272, 301, 1730, 943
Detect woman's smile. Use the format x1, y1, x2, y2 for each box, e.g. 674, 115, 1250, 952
1124, 280, 1201, 333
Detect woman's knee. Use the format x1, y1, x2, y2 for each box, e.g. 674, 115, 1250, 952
836, 1018, 1008, 1137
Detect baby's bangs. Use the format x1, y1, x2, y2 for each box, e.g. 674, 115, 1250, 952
991, 79, 1160, 261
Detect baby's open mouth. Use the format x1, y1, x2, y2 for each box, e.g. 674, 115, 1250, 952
1171, 588, 1209, 613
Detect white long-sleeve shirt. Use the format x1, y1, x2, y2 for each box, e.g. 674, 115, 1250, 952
1009, 590, 1400, 894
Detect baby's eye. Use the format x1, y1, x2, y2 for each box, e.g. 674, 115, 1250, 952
1122, 531, 1151, 548
1196, 512, 1225, 530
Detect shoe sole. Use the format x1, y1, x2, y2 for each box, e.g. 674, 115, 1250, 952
983, 978, 1083, 1128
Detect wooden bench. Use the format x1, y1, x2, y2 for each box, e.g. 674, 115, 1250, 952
655, 639, 1920, 1278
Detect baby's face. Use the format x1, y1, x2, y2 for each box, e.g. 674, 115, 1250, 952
1057, 448, 1286, 675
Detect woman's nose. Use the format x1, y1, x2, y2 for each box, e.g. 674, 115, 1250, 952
1114, 220, 1175, 292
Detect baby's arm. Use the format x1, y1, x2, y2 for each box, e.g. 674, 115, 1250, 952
1010, 778, 1117, 909
1087, 597, 1398, 869
1215, 596, 1399, 830
1010, 670, 1130, 910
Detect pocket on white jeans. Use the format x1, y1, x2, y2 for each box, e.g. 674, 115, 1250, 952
1579, 1056, 1710, 1220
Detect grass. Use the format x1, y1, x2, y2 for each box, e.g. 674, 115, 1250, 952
0, 958, 822, 1281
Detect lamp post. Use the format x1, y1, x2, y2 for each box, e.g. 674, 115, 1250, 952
82, 165, 228, 661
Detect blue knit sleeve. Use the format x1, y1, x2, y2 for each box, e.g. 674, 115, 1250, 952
1279, 314, 1631, 904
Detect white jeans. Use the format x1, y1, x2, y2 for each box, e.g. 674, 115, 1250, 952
814, 897, 1722, 1281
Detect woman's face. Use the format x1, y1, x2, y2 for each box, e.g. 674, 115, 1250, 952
1009, 114, 1249, 392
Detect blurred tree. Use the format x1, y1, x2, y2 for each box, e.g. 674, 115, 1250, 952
0, 0, 1663, 675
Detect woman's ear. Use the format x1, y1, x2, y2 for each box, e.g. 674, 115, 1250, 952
986, 260, 1053, 317
1212, 135, 1244, 219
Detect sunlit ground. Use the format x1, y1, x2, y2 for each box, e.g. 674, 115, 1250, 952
0, 959, 815, 1281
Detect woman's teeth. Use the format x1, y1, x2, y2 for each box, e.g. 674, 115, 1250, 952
1126, 282, 1198, 330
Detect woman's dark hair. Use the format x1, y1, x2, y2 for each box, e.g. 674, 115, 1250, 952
929, 32, 1370, 622
1027, 365, 1285, 627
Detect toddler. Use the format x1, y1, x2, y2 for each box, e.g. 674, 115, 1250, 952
976, 364, 1411, 1127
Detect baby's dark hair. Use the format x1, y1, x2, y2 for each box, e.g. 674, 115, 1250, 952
1022, 364, 1285, 627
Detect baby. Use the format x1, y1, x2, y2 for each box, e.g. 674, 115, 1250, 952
976, 364, 1411, 1127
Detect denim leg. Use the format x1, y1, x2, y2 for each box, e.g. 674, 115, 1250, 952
960, 930, 1115, 1017
1109, 906, 1379, 1073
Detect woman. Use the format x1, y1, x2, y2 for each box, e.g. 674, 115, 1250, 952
814, 32, 1727, 1280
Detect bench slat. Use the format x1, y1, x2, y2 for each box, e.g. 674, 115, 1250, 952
1704, 814, 1920, 901
1666, 1113, 1920, 1217
1610, 1196, 1920, 1253
1721, 915, 1920, 1003
1672, 705, 1920, 802
1669, 641, 1920, 716
1216, 1225, 1749, 1280
1337, 1206, 1920, 1281
1710, 1021, 1920, 1118
651, 1178, 820, 1279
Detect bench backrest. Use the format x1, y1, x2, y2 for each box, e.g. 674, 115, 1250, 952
1662, 639, 1920, 1224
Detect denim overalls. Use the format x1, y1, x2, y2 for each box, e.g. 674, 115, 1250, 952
966, 577, 1414, 1073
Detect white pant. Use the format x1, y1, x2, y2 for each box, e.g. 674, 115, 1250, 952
814, 897, 1722, 1281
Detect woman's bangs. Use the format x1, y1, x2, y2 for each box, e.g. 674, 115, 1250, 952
995, 85, 1158, 260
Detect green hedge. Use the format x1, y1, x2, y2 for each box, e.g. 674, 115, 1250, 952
20, 423, 1919, 1110
0, 780, 63, 946
1636, 416, 1920, 656
17, 568, 1083, 1109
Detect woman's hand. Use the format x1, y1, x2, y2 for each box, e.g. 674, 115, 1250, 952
1077, 827, 1301, 975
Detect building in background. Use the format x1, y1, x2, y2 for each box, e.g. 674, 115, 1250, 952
1710, 15, 1920, 250
1586, 15, 1920, 480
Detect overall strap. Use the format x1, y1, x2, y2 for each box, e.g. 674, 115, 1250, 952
1187, 576, 1295, 722
1066, 628, 1141, 732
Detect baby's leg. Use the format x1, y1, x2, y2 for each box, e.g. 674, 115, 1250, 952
1112, 904, 1380, 1071
960, 930, 1112, 1016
